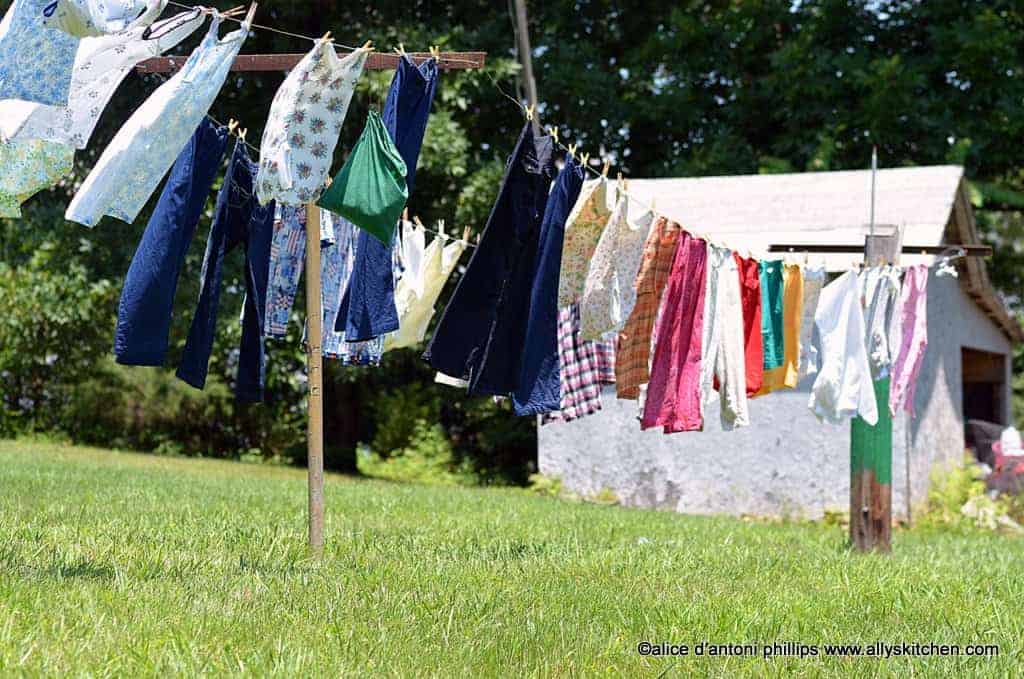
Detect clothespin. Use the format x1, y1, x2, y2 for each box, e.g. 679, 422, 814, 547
361, 40, 374, 51
320, 32, 332, 43
601, 159, 611, 177
475, 233, 481, 245
227, 118, 239, 135
567, 143, 577, 159
437, 219, 445, 235
239, 127, 248, 143
429, 45, 441, 61
549, 126, 559, 145
580, 151, 590, 167
402, 207, 409, 221
242, 2, 257, 26
221, 6, 246, 17
524, 104, 535, 121
462, 226, 471, 242
394, 43, 405, 56
650, 196, 657, 212
413, 215, 425, 228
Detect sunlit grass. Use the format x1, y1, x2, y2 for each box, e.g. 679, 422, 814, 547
1, 440, 1022, 676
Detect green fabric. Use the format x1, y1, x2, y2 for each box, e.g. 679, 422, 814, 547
318, 110, 408, 244
851, 377, 893, 485
759, 260, 784, 369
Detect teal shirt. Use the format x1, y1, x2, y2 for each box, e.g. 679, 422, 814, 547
759, 261, 785, 370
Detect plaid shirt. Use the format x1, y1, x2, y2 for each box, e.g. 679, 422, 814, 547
541, 304, 616, 424
615, 217, 681, 399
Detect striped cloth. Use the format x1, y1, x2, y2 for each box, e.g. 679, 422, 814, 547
615, 217, 681, 399
541, 304, 616, 424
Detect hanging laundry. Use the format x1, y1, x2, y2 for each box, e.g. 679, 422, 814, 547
319, 109, 408, 244
513, 156, 586, 416
642, 232, 707, 433
759, 259, 785, 370
339, 54, 438, 348
424, 122, 554, 396
861, 265, 902, 379
66, 14, 250, 227
176, 140, 275, 402
264, 205, 310, 339
734, 253, 764, 395
390, 219, 428, 328
797, 265, 825, 378
0, 139, 73, 218
755, 264, 804, 395
386, 229, 467, 351
0, 0, 80, 105
807, 270, 877, 425
114, 119, 229, 366
615, 216, 680, 399
540, 304, 615, 424
557, 178, 611, 307
256, 40, 369, 206
579, 193, 654, 340
44, 0, 161, 38
699, 246, 749, 429
889, 264, 928, 416
1, 8, 206, 148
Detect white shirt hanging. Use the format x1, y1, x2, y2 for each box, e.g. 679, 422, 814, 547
1, 8, 205, 148
44, 0, 162, 38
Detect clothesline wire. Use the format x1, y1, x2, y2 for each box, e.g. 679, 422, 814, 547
163, 0, 484, 67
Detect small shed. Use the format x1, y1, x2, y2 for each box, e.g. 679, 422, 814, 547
538, 165, 1022, 520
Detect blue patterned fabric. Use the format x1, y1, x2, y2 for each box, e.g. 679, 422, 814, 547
0, 0, 79, 106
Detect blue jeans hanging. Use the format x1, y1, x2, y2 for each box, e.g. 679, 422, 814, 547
513, 157, 585, 415
176, 140, 275, 402
114, 119, 228, 366
338, 54, 439, 342
424, 122, 555, 395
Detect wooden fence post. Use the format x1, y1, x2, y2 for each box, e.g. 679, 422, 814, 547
305, 204, 325, 554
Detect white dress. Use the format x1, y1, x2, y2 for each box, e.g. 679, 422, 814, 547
807, 270, 878, 425
387, 233, 467, 351
66, 15, 249, 227
578, 194, 653, 340
256, 40, 369, 206
44, 0, 162, 37
1, 8, 205, 148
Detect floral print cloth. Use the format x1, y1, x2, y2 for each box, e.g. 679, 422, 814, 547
66, 16, 249, 227
256, 40, 369, 207
556, 177, 611, 307
0, 138, 74, 217
0, 0, 80, 106
44, 0, 160, 38
579, 194, 654, 340
1, 8, 205, 148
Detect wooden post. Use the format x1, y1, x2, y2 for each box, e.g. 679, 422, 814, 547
849, 231, 900, 552
305, 204, 325, 554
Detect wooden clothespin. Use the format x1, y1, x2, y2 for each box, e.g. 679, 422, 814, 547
222, 6, 246, 17
320, 31, 333, 43
429, 45, 441, 61
402, 207, 409, 221
227, 118, 239, 135
524, 104, 535, 121
238, 127, 248, 143
567, 143, 577, 159
413, 215, 425, 228
394, 43, 405, 56
580, 152, 590, 167
549, 126, 559, 145
601, 159, 611, 177
462, 226, 471, 242
242, 2, 257, 26
361, 40, 374, 51
437, 219, 445, 235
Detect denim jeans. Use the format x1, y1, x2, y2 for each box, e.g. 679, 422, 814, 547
176, 140, 275, 402
424, 122, 555, 395
114, 118, 228, 366
338, 54, 439, 342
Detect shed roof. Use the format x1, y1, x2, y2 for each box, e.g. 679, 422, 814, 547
624, 165, 1022, 342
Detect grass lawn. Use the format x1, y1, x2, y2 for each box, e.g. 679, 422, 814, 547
1, 440, 1022, 677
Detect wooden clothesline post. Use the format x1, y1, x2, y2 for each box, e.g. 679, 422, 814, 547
138, 49, 486, 553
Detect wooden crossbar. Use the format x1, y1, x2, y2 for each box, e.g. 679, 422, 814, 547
135, 51, 486, 73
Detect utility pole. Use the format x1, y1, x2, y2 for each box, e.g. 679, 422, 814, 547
513, 0, 540, 135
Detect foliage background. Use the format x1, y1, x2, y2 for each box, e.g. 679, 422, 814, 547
3, 0, 1024, 481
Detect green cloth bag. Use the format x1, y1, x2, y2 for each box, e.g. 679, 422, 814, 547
318, 110, 408, 243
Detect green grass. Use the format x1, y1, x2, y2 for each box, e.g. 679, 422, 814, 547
1, 440, 1023, 677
